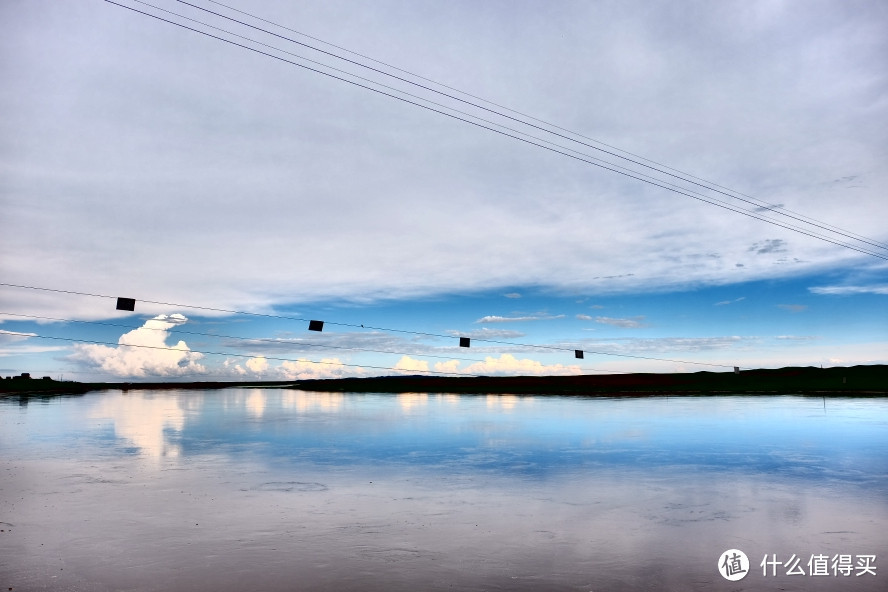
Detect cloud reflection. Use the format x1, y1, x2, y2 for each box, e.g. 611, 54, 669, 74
486, 394, 523, 411
245, 390, 266, 418
398, 393, 429, 411
89, 393, 186, 459
281, 391, 344, 413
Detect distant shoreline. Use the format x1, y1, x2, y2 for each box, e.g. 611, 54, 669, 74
1, 365, 885, 397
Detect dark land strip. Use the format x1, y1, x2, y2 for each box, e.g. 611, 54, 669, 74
1, 365, 885, 398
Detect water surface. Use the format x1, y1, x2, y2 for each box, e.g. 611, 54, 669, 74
1, 389, 886, 591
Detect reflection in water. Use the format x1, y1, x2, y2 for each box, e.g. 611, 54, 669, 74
244, 389, 266, 418
441, 393, 460, 406
88, 392, 186, 459
397, 392, 428, 411
1, 390, 886, 591
487, 393, 521, 410
281, 390, 344, 412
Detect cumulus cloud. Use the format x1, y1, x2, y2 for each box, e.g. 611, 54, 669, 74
595, 316, 646, 328
576, 314, 594, 321
435, 353, 581, 376
70, 314, 206, 378
433, 359, 461, 374
245, 356, 269, 374
278, 357, 353, 380
393, 355, 430, 374
224, 359, 247, 375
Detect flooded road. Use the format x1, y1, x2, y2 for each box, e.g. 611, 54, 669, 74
2, 390, 886, 590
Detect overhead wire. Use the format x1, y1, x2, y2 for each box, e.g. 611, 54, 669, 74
1, 311, 591, 370
115, 2, 888, 259
173, 0, 888, 254
176, 0, 888, 252
2, 332, 478, 377
115, 1, 888, 260
108, 3, 888, 260
106, 0, 888, 259
1, 282, 738, 369
6, 4, 866, 376
198, 0, 888, 250
198, 0, 872, 247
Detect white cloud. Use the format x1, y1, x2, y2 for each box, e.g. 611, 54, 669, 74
70, 314, 206, 378
0, 329, 37, 340
245, 356, 269, 374
393, 355, 430, 374
448, 327, 525, 339
436, 353, 581, 377
433, 359, 461, 374
1, 0, 886, 326
0, 329, 67, 357
0, 344, 68, 357
475, 314, 565, 323
715, 297, 746, 306
576, 314, 594, 321
278, 358, 354, 380
504, 293, 522, 299
223, 359, 247, 375
595, 316, 646, 328
809, 285, 888, 295
562, 336, 750, 355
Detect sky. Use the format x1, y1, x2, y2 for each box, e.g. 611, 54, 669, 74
1, 0, 886, 381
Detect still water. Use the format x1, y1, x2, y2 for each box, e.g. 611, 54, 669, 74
1, 389, 886, 591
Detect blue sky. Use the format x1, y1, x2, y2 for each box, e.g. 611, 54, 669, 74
1, 0, 886, 380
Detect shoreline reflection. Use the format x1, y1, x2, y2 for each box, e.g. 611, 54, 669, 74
1, 389, 885, 591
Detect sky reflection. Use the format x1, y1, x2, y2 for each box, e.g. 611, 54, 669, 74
4, 390, 888, 486
2, 390, 886, 591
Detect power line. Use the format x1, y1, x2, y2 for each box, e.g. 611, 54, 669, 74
198, 0, 888, 251
119, 2, 888, 259
179, 0, 888, 253
10, 332, 477, 377
0, 311, 554, 368
0, 282, 739, 368
196, 0, 868, 242
119, 0, 888, 259
169, 0, 888, 254
104, 0, 888, 260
